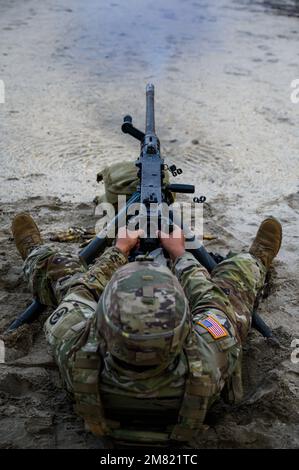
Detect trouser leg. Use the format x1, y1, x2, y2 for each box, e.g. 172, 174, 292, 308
23, 245, 87, 307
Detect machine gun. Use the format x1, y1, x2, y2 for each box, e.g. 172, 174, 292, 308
6, 84, 275, 342
80, 83, 214, 268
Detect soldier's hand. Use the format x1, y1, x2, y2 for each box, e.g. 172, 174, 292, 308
116, 227, 144, 257
158, 227, 185, 261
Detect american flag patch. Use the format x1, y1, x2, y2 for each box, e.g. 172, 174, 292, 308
197, 316, 228, 339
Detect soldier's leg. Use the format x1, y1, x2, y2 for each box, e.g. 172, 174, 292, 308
23, 245, 87, 307
211, 253, 266, 343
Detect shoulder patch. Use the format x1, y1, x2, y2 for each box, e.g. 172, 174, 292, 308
197, 315, 228, 339
49, 307, 68, 325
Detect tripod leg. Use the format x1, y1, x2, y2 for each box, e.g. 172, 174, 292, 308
6, 299, 47, 333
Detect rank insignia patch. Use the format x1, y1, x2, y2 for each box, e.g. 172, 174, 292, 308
197, 315, 229, 339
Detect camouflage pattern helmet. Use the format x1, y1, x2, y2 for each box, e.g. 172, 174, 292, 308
96, 261, 190, 367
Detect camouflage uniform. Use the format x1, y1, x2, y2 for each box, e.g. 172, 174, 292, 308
23, 243, 266, 442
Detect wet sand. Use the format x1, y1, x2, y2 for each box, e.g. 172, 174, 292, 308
0, 0, 298, 448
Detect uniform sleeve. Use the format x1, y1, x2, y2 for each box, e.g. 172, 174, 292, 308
172, 252, 213, 316
69, 246, 128, 300
173, 253, 244, 408
89, 246, 128, 289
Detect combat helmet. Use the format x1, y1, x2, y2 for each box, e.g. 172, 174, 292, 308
96, 260, 190, 368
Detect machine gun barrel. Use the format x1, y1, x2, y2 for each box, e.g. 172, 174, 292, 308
145, 83, 155, 135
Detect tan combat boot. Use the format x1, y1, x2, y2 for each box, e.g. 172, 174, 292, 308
249, 217, 282, 270
11, 213, 43, 260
